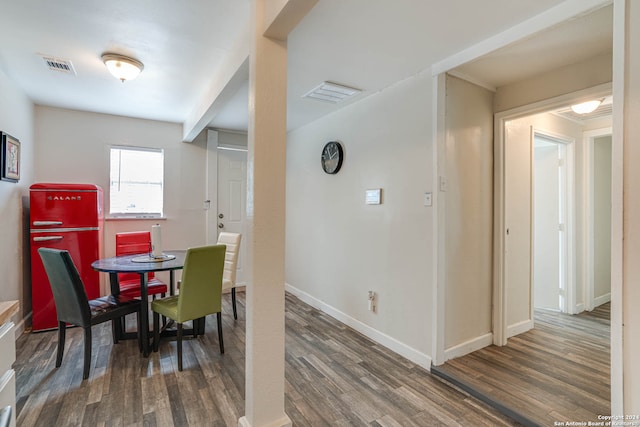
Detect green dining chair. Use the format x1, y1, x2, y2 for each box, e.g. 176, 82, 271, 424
151, 244, 226, 371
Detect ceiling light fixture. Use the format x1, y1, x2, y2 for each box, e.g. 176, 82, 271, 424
570, 99, 603, 115
101, 53, 144, 82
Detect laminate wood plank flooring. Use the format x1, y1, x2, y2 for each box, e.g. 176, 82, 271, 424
432, 303, 611, 427
14, 292, 522, 426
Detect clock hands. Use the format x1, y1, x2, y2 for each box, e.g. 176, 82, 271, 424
323, 146, 337, 160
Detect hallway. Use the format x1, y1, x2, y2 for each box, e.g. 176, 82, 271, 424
432, 304, 610, 426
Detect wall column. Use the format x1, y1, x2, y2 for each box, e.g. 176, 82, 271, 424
240, 1, 316, 426
618, 0, 640, 414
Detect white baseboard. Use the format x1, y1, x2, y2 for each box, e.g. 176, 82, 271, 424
575, 302, 585, 314
285, 283, 432, 370
14, 311, 31, 340
594, 292, 611, 307
507, 319, 533, 338
238, 415, 292, 427
444, 333, 493, 362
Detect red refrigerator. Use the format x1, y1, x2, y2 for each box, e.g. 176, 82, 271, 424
30, 183, 104, 331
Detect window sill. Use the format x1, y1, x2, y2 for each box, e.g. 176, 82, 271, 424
106, 216, 167, 221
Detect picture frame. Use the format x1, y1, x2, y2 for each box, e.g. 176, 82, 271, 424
1, 132, 20, 182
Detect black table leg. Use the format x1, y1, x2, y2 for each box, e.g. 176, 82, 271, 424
109, 273, 125, 341
196, 316, 205, 335
139, 272, 150, 357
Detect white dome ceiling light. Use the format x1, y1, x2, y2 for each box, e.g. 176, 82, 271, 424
102, 53, 144, 82
570, 99, 603, 115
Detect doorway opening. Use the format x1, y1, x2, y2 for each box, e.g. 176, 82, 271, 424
494, 86, 612, 344
489, 91, 612, 424
431, 1, 620, 422
206, 129, 249, 287
584, 128, 613, 312
433, 90, 613, 426
533, 131, 573, 314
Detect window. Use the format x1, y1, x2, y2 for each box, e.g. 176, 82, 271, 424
109, 146, 164, 217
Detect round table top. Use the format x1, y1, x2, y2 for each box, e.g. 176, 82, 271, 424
91, 250, 186, 273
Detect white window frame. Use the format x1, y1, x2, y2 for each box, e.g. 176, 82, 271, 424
109, 145, 164, 218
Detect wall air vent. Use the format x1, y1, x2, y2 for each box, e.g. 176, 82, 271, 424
303, 81, 362, 104
41, 55, 76, 75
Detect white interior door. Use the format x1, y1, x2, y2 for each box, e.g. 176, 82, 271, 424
533, 138, 564, 311
217, 147, 248, 286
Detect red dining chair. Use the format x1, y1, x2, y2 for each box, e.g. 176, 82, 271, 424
115, 231, 168, 299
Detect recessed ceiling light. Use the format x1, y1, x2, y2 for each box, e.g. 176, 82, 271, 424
303, 81, 362, 103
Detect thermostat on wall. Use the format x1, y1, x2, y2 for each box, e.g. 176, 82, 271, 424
365, 188, 382, 205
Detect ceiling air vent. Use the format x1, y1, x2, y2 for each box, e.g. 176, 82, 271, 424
303, 81, 362, 104
41, 55, 76, 75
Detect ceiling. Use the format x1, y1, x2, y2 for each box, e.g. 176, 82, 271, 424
452, 4, 613, 89
0, 1, 613, 135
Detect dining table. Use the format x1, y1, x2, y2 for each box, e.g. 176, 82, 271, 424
91, 250, 186, 356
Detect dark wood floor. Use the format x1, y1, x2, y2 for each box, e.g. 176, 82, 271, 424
432, 303, 611, 427
14, 292, 521, 426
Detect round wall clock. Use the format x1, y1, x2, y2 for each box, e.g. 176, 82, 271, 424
321, 141, 343, 174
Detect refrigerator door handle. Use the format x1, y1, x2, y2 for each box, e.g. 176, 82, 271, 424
33, 221, 64, 226
33, 236, 63, 242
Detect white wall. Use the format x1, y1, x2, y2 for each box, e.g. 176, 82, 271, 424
286, 71, 433, 365
34, 106, 208, 288
443, 75, 494, 351
0, 71, 34, 326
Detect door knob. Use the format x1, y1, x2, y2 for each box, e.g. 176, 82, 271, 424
218, 213, 224, 219
218, 223, 224, 229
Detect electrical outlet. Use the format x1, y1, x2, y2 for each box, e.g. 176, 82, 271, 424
368, 291, 376, 313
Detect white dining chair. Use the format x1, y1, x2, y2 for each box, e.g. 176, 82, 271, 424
217, 232, 242, 319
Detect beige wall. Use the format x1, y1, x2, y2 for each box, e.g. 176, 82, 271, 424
593, 135, 612, 302
218, 130, 248, 148
443, 75, 494, 349
34, 106, 209, 288
286, 71, 433, 361
0, 71, 34, 327
494, 52, 612, 114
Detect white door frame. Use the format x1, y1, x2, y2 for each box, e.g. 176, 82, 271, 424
532, 129, 575, 315
493, 83, 611, 345
206, 129, 220, 245
583, 126, 613, 312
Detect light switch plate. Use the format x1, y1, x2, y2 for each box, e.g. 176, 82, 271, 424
424, 192, 432, 206
366, 188, 381, 205
439, 176, 447, 192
